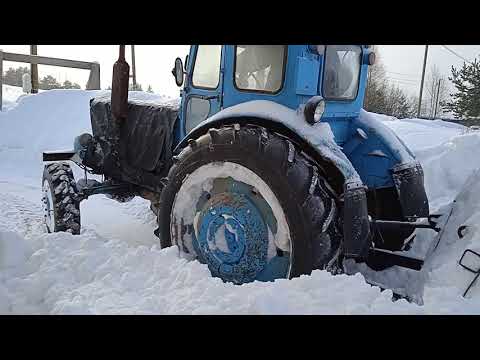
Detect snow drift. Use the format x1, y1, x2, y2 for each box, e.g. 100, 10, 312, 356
1, 88, 480, 314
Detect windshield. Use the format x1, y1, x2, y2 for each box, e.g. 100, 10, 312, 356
235, 45, 286, 93
323, 45, 362, 100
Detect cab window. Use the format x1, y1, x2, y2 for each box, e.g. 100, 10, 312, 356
234, 45, 286, 93
192, 45, 222, 89
323, 45, 362, 100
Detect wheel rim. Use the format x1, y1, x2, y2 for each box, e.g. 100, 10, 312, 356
170, 162, 292, 284
42, 179, 55, 232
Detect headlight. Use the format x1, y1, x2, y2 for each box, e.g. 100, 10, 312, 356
304, 96, 325, 125
314, 101, 325, 122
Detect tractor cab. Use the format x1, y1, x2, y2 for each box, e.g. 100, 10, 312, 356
172, 45, 375, 146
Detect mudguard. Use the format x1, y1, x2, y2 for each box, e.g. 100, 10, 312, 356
345, 110, 415, 189
345, 110, 429, 218
175, 100, 362, 185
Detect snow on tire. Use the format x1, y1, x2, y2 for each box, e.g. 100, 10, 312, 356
42, 162, 81, 235
158, 124, 342, 284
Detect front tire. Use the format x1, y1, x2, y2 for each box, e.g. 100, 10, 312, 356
158, 125, 341, 284
42, 162, 81, 235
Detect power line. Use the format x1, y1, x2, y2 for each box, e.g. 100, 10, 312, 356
385, 70, 420, 79
441, 45, 472, 64
389, 81, 419, 87
386, 76, 419, 84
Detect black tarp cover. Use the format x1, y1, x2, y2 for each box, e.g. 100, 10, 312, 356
89, 95, 179, 188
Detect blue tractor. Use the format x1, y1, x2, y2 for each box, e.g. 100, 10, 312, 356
42, 45, 440, 284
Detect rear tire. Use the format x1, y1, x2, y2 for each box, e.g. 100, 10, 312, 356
42, 162, 81, 235
158, 125, 342, 284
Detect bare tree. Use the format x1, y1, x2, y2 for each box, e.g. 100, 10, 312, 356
425, 65, 448, 118
364, 49, 416, 119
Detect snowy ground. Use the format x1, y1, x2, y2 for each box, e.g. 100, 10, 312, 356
1, 86, 480, 314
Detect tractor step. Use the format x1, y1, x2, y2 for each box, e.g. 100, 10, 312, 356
368, 247, 424, 271
43, 150, 76, 162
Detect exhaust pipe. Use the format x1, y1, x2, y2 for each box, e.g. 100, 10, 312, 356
111, 45, 130, 122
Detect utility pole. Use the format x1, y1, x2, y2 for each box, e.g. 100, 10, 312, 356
30, 45, 38, 94
434, 79, 442, 119
417, 45, 429, 118
131, 45, 137, 90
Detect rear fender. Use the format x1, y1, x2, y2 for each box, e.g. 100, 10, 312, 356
346, 110, 429, 218
344, 110, 416, 189
175, 100, 362, 190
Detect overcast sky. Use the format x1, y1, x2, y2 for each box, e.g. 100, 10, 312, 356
1, 45, 479, 98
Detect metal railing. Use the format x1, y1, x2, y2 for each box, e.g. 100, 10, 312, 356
0, 50, 100, 110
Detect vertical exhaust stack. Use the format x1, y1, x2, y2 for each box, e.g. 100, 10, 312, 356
111, 45, 130, 122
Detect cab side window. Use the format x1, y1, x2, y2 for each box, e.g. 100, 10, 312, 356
323, 45, 362, 100
234, 45, 286, 93
192, 45, 222, 89
185, 97, 210, 133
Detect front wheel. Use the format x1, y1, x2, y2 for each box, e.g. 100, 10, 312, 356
42, 162, 81, 235
158, 125, 342, 284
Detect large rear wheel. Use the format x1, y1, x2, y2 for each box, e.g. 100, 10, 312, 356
158, 125, 342, 284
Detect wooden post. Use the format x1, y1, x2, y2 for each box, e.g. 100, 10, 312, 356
30, 45, 38, 93
86, 62, 101, 90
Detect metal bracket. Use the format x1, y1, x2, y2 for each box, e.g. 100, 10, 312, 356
370, 215, 442, 235
77, 182, 134, 201
368, 247, 424, 271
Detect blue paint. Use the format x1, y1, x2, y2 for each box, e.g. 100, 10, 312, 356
192, 177, 291, 283
295, 56, 320, 96
197, 196, 268, 284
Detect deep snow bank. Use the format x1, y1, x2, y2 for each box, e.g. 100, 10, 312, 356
0, 88, 175, 179
379, 113, 479, 210
1, 91, 480, 314
1, 85, 27, 111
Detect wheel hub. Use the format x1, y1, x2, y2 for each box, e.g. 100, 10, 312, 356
170, 162, 292, 284
196, 192, 268, 283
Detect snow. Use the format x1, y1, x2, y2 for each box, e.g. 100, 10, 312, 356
1, 87, 480, 314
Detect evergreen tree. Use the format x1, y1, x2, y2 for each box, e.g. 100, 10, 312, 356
147, 85, 154, 93
39, 75, 62, 90
61, 80, 81, 89
129, 83, 143, 91
2, 67, 30, 86
442, 58, 480, 119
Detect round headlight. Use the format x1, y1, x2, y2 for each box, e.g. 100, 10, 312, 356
304, 96, 325, 125
314, 101, 325, 122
